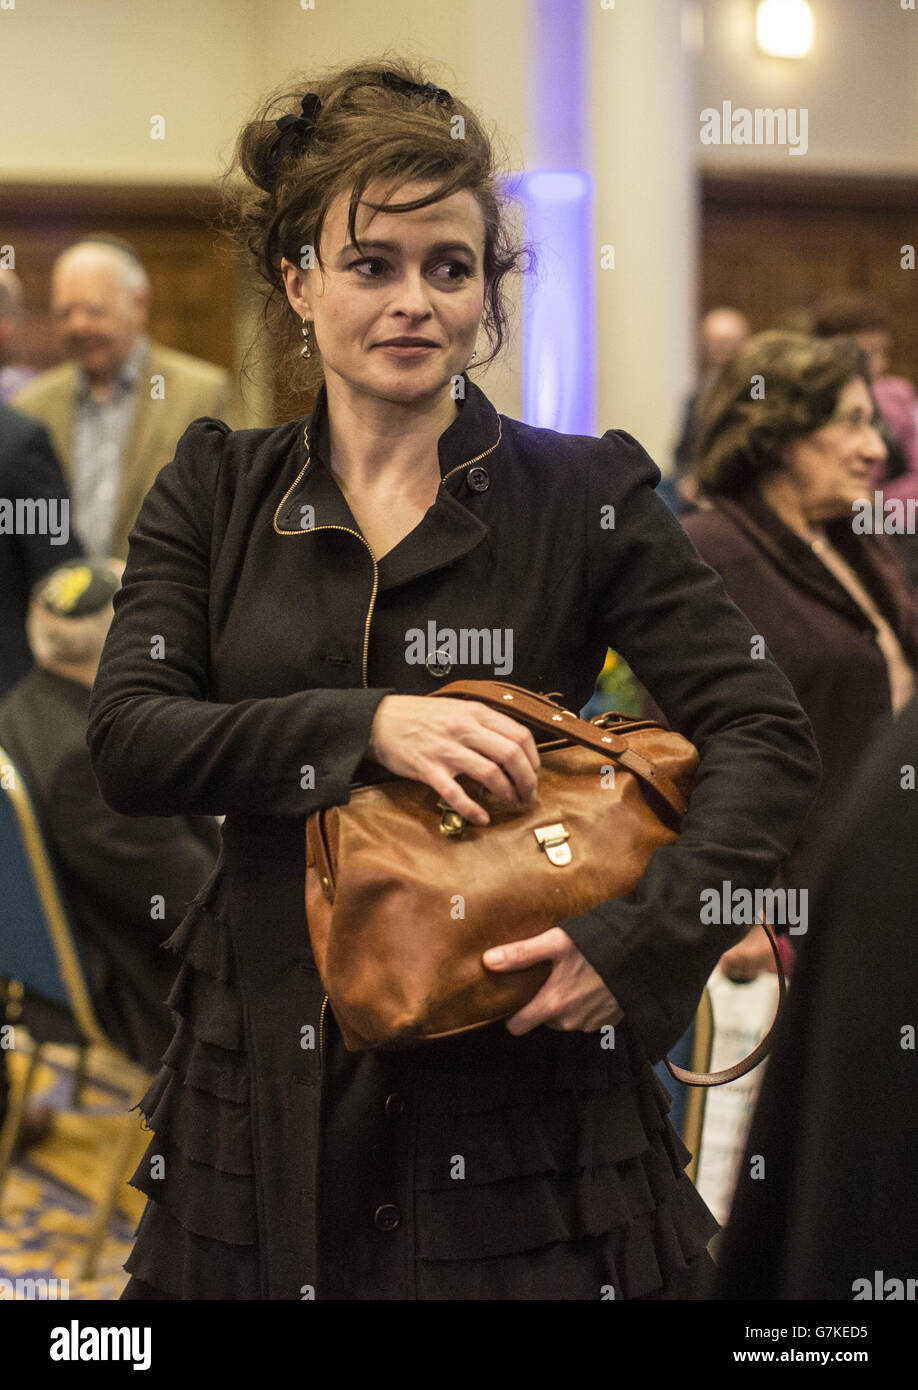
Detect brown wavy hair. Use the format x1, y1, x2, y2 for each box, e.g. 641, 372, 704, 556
220, 53, 533, 400
694, 330, 871, 498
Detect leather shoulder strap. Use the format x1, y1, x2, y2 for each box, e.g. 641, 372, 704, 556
666, 921, 787, 1086
430, 680, 689, 818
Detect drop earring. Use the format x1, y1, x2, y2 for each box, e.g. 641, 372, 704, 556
300, 317, 312, 359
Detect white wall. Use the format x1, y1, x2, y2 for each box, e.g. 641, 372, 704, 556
696, 0, 918, 174
2, 0, 915, 443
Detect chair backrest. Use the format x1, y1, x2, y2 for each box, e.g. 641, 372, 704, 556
0, 744, 106, 1045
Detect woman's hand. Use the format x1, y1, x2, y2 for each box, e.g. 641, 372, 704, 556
367, 694, 540, 824
718, 920, 779, 982
483, 927, 625, 1034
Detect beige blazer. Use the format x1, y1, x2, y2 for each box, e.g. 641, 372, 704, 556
11, 340, 240, 558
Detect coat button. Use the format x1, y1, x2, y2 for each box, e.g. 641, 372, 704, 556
374, 1203, 401, 1232
384, 1092, 406, 1118
425, 648, 452, 678
467, 466, 490, 492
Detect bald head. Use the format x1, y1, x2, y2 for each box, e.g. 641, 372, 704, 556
701, 308, 751, 372
51, 242, 150, 383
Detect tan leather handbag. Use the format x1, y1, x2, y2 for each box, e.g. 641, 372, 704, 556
305, 681, 784, 1083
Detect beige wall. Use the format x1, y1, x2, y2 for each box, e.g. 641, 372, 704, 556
0, 0, 531, 418
696, 0, 918, 174
2, 0, 916, 446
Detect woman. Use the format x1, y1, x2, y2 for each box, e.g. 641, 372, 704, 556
685, 331, 918, 980
86, 61, 819, 1300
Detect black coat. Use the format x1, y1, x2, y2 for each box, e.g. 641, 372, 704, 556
717, 692, 918, 1299
0, 402, 84, 698
0, 666, 220, 1071
681, 492, 918, 893
87, 374, 820, 1299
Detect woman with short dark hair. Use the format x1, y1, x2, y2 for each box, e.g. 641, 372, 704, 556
686, 330, 918, 978
87, 63, 819, 1300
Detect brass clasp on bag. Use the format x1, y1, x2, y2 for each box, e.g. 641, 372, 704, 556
534, 823, 571, 866
436, 799, 466, 837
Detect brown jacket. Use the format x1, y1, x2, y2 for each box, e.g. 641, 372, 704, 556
681, 489, 918, 891
11, 340, 240, 559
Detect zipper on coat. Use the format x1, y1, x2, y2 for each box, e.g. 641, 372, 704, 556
318, 993, 329, 1066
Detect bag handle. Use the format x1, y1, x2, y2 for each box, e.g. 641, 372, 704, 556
430, 680, 689, 819
666, 919, 787, 1086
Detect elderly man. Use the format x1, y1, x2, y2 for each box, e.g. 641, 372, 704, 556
672, 306, 751, 499
11, 237, 239, 558
0, 559, 221, 1089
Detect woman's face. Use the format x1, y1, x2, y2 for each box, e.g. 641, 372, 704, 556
281, 179, 486, 404
779, 376, 887, 522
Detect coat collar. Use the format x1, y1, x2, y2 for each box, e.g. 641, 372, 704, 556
708, 488, 918, 661
272, 373, 502, 591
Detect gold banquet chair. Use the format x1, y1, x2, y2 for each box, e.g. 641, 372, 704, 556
0, 745, 150, 1280
682, 987, 715, 1185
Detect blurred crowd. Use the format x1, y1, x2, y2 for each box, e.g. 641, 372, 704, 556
1, 241, 917, 1288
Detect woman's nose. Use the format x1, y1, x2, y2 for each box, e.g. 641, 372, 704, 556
862, 424, 888, 464
392, 269, 433, 316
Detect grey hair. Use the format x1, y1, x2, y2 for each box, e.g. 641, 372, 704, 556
55, 240, 151, 297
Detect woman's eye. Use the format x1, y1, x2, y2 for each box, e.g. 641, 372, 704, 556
348, 258, 471, 281
350, 258, 388, 277
438, 261, 472, 281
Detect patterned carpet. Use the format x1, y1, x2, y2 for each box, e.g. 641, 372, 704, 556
0, 1034, 151, 1300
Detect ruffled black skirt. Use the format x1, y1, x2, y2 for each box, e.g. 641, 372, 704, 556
120, 871, 718, 1300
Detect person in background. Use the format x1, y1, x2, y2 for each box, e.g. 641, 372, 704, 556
685, 330, 918, 981
812, 292, 918, 588
0, 559, 221, 1090
11, 236, 240, 559
0, 399, 84, 699
0, 270, 38, 402
717, 690, 918, 1299
672, 307, 750, 509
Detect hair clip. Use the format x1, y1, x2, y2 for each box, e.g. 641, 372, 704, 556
378, 72, 453, 107
268, 92, 322, 181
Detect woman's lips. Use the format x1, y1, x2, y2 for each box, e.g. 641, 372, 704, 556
376, 343, 437, 356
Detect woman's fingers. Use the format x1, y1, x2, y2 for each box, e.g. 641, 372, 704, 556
471, 705, 541, 778
368, 694, 542, 816
482, 927, 565, 971
451, 727, 539, 806
427, 770, 492, 825
483, 929, 624, 1035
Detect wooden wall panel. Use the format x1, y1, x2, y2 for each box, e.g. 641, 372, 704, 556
1, 182, 242, 377
701, 172, 918, 381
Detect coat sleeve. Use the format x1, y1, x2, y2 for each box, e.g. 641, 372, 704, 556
86, 418, 396, 818
3, 416, 85, 577
49, 749, 219, 939
558, 431, 822, 1064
